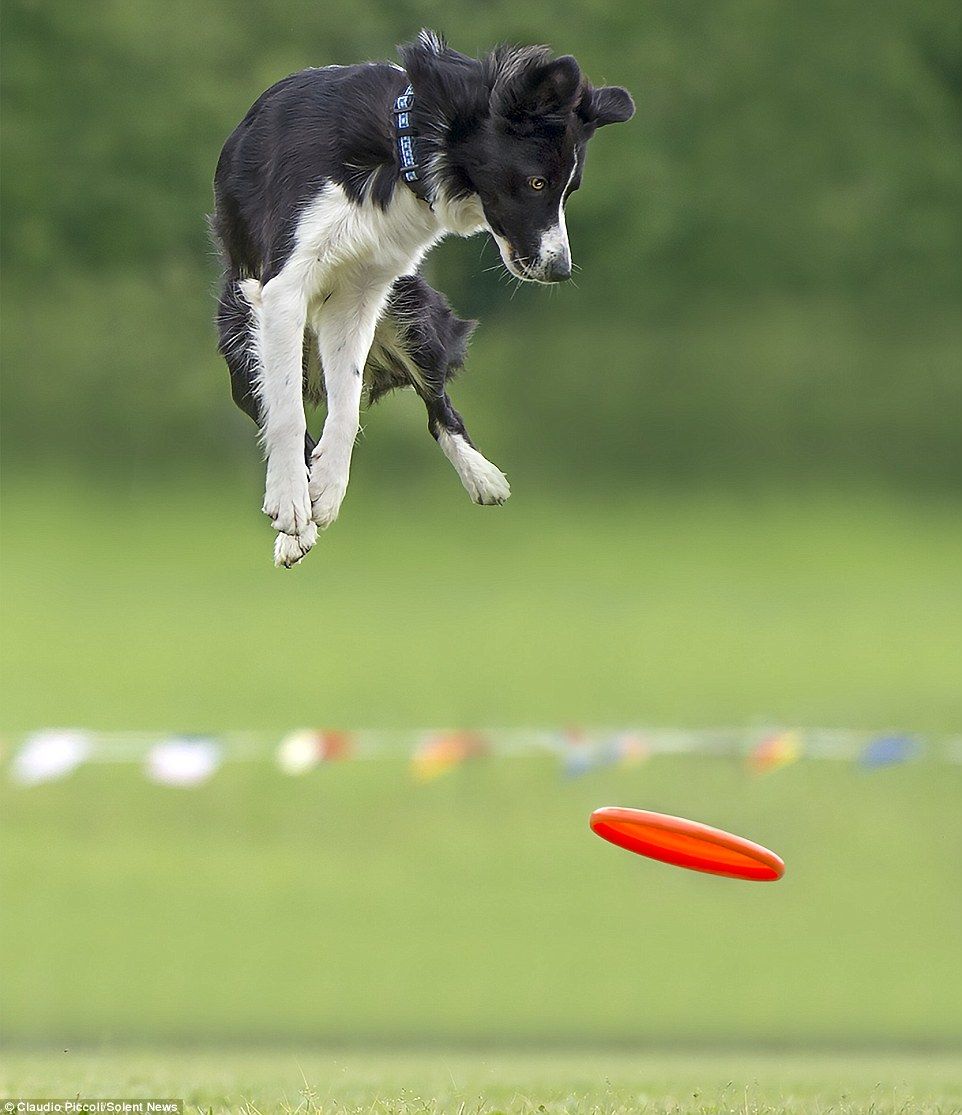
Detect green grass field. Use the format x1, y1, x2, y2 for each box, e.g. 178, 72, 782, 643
3, 481, 961, 1111
3, 756, 960, 1046
3, 1048, 961, 1113
2, 479, 961, 731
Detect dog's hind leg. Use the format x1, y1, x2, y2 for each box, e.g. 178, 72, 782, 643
243, 274, 317, 567
386, 276, 510, 506
425, 392, 511, 506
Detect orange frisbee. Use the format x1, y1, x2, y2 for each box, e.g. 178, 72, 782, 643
590, 806, 784, 881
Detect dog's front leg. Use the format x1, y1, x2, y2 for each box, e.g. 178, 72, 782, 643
310, 281, 389, 529
249, 274, 317, 567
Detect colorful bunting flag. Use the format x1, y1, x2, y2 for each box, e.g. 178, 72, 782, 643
748, 730, 802, 775
610, 731, 651, 767
564, 730, 650, 777
318, 730, 353, 762
411, 730, 488, 782
10, 729, 91, 786
859, 734, 919, 769
146, 737, 221, 787
4, 725, 950, 786
277, 729, 353, 774
562, 729, 597, 778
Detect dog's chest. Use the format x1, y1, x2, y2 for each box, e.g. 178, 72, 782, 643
295, 182, 441, 288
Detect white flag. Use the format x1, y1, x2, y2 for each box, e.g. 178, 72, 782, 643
146, 737, 221, 786
11, 729, 92, 785
276, 730, 322, 775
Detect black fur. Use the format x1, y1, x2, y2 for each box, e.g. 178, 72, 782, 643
212, 30, 633, 282
368, 276, 479, 448
395, 34, 635, 273
211, 30, 633, 472
212, 64, 410, 283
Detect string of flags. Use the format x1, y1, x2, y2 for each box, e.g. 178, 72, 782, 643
4, 725, 959, 788
411, 731, 489, 782
747, 730, 803, 775
562, 729, 650, 778
277, 729, 353, 775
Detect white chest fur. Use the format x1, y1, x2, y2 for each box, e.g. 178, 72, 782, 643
283, 181, 489, 300
289, 183, 439, 297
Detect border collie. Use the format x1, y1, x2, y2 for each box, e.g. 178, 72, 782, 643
212, 30, 634, 566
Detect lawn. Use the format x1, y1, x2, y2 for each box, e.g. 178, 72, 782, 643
2, 756, 960, 1047
2, 478, 961, 732
2, 1048, 960, 1113
3, 481, 961, 1110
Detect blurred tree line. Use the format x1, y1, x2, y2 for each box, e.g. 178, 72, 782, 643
2, 0, 960, 487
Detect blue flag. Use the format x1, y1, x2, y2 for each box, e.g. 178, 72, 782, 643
860, 734, 919, 769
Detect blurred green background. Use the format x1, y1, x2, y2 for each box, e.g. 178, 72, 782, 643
1, 0, 960, 733
2, 0, 961, 1067
2, 0, 960, 485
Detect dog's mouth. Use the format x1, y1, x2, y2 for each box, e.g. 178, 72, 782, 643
505, 256, 538, 282
490, 233, 539, 283
506, 256, 570, 285
490, 233, 571, 285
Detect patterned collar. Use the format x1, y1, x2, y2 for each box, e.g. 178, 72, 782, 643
393, 84, 431, 202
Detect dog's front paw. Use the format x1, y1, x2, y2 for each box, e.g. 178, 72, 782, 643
263, 460, 313, 536
309, 454, 349, 529
274, 522, 318, 568
263, 458, 316, 566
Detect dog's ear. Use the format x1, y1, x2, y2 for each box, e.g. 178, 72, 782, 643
493, 54, 583, 128
398, 28, 448, 97
398, 27, 449, 82
579, 85, 635, 128
399, 30, 489, 136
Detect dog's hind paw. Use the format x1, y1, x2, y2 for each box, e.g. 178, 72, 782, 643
466, 458, 511, 506
273, 522, 318, 568
436, 431, 511, 505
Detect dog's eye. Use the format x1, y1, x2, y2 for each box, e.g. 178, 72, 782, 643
527, 176, 547, 191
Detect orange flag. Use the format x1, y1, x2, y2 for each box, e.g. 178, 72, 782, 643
411, 731, 488, 782
748, 730, 802, 775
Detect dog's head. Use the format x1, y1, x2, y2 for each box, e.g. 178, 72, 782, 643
400, 32, 635, 283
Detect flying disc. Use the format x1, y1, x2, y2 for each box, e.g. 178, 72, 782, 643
590, 806, 784, 881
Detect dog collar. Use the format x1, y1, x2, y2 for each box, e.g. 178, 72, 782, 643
393, 84, 431, 202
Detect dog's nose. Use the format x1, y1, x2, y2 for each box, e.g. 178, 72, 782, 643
544, 257, 572, 283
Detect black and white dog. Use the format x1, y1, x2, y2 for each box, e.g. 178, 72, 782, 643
212, 30, 633, 566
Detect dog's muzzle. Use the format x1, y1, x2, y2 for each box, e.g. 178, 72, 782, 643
538, 256, 572, 283
493, 231, 572, 284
